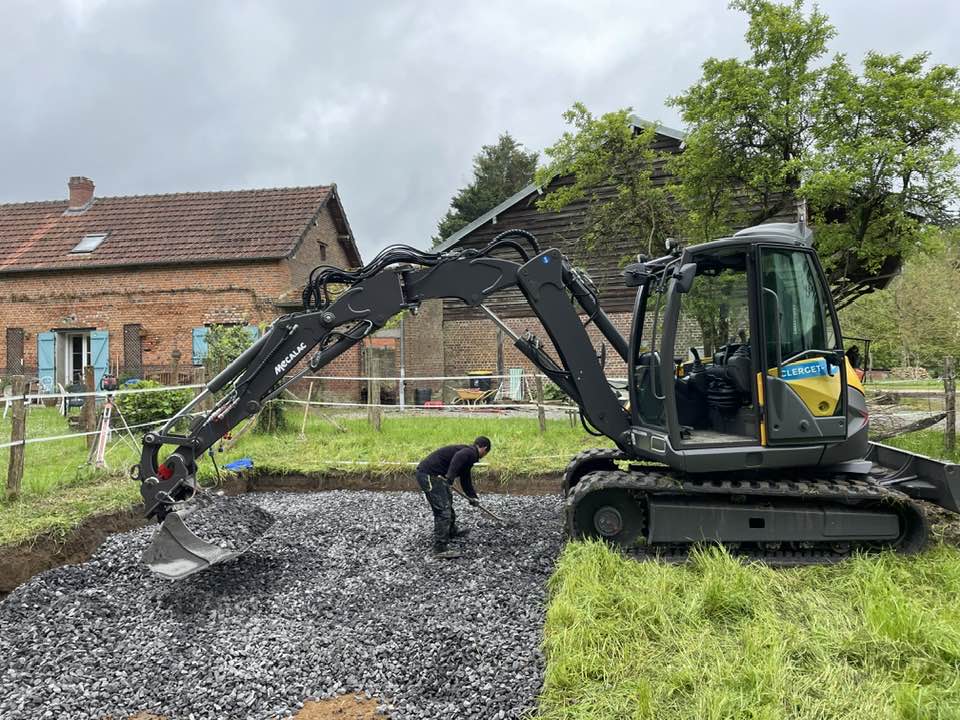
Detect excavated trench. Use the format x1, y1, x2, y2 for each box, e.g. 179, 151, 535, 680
4, 471, 960, 720
0, 471, 561, 596
1, 487, 565, 720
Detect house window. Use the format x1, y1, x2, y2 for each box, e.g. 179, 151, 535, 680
5, 328, 24, 375
318, 241, 327, 262
123, 324, 143, 378
71, 232, 109, 254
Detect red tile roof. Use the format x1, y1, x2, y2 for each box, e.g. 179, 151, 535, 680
0, 184, 362, 274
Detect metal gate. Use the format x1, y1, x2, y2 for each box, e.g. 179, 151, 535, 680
5, 327, 24, 375
123, 324, 143, 378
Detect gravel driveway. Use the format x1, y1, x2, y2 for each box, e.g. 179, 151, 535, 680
0, 490, 564, 720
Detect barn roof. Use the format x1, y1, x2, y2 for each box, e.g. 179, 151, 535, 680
432, 116, 687, 252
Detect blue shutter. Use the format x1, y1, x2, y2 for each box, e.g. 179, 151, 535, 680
37, 332, 56, 393
244, 324, 260, 343
192, 327, 209, 365
90, 330, 109, 391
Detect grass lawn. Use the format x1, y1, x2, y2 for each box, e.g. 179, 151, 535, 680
870, 379, 945, 390
0, 406, 604, 545
214, 411, 608, 481
538, 542, 960, 720
0, 407, 140, 545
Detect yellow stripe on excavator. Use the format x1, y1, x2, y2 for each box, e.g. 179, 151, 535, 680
756, 371, 766, 446
765, 356, 862, 418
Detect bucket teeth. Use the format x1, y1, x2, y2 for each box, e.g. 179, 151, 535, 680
142, 495, 275, 580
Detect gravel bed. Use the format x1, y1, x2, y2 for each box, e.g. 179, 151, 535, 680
181, 495, 276, 550
0, 490, 564, 720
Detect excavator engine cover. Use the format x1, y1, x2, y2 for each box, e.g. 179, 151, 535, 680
142, 494, 275, 580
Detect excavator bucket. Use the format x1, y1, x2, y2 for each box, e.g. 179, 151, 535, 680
142, 494, 275, 580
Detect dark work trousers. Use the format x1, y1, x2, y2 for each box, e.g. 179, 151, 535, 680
416, 472, 456, 550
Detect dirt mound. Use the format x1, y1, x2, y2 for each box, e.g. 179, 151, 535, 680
293, 696, 384, 719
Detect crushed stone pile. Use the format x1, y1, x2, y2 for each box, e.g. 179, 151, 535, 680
180, 494, 276, 550
0, 490, 564, 720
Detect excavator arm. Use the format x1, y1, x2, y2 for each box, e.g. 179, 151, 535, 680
137, 231, 632, 523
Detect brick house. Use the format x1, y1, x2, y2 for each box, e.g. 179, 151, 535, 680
0, 177, 363, 398
402, 119, 800, 402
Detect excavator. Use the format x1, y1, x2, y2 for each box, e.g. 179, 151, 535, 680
136, 223, 960, 578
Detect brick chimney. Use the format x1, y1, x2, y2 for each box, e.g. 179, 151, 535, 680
67, 176, 95, 211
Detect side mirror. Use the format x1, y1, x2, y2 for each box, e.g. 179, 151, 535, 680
674, 263, 697, 293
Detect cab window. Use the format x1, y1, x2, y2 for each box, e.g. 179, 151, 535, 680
761, 249, 836, 363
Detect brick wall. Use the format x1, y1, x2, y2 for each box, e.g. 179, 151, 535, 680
401, 299, 444, 403
282, 204, 362, 402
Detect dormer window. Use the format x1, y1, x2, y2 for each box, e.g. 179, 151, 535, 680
71, 232, 109, 254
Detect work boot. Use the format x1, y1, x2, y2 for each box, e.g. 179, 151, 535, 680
432, 546, 463, 560
450, 527, 471, 539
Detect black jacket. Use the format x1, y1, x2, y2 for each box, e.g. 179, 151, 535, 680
417, 444, 480, 498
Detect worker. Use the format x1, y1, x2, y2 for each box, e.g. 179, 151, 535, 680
415, 436, 491, 559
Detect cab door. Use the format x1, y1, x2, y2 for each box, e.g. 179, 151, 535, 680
757, 246, 847, 444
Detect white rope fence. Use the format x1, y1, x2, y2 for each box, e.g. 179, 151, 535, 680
1, 369, 608, 454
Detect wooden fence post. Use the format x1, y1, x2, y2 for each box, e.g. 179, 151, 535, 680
535, 374, 547, 434
300, 381, 314, 439
6, 375, 26, 500
367, 347, 382, 432
82, 366, 97, 449
945, 356, 956, 454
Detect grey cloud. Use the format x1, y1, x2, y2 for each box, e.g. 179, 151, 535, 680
1, 0, 957, 257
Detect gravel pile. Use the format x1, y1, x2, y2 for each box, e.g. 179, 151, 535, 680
0, 490, 564, 720
182, 495, 276, 550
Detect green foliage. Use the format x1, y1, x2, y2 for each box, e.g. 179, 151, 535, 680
434, 133, 538, 244
682, 269, 748, 355
215, 414, 609, 483
539, 540, 960, 720
669, 0, 960, 303
536, 104, 677, 260
203, 324, 256, 378
254, 400, 289, 434
0, 406, 140, 545
541, 382, 568, 403
113, 380, 195, 432
669, 0, 834, 237
840, 230, 960, 369
805, 51, 960, 297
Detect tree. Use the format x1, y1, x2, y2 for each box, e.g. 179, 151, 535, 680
670, 0, 834, 240
841, 229, 960, 370
804, 52, 960, 305
535, 104, 677, 260
670, 0, 960, 304
434, 133, 538, 244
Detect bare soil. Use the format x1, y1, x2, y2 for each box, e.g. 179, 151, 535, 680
1, 505, 148, 594
292, 696, 384, 719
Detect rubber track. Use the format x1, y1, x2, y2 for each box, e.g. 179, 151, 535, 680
565, 462, 930, 566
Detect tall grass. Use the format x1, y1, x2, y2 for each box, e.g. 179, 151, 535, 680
539, 541, 960, 720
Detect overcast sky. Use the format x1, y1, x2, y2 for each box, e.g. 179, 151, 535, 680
1, 0, 957, 258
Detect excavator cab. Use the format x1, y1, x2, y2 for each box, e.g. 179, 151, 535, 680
627, 223, 864, 472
